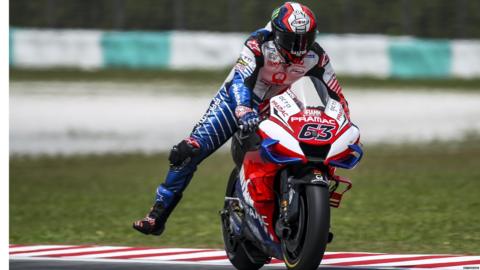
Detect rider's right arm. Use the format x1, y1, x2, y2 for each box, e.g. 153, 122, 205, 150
230, 48, 256, 108
229, 33, 266, 109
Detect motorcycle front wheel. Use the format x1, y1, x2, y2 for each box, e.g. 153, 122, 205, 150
281, 185, 330, 270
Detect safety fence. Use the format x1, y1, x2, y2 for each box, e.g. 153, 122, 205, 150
9, 28, 480, 78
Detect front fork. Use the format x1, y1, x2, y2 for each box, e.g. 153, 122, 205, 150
276, 170, 297, 239
276, 168, 351, 241
221, 196, 244, 238
276, 169, 329, 239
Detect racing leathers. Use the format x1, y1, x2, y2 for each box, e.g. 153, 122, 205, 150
133, 23, 350, 236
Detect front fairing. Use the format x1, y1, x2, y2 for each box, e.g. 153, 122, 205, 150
259, 76, 362, 168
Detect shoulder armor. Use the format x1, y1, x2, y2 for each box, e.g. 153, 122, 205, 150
311, 42, 325, 54
311, 42, 329, 67
245, 29, 272, 57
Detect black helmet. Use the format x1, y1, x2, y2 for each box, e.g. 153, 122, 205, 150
271, 2, 317, 63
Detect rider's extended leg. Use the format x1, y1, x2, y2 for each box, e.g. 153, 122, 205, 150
133, 89, 238, 236
132, 144, 207, 235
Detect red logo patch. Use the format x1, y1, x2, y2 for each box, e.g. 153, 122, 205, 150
272, 72, 287, 84
246, 39, 261, 56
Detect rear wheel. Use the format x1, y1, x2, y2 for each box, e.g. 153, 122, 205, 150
281, 185, 330, 270
221, 168, 266, 270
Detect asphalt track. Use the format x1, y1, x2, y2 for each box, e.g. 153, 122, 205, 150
11, 258, 397, 270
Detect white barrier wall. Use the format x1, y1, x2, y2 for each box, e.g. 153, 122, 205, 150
9, 28, 480, 78
13, 29, 103, 69
451, 40, 480, 78
170, 31, 246, 69
318, 34, 390, 78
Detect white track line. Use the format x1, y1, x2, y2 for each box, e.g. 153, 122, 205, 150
322, 254, 438, 264
67, 248, 202, 259
439, 264, 480, 270
9, 245, 76, 253
200, 261, 233, 265
134, 250, 227, 261
9, 245, 479, 270
367, 256, 480, 267
10, 256, 239, 266
199, 251, 384, 265
10, 253, 477, 270
10, 246, 126, 257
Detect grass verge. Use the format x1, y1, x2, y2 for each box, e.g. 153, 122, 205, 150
10, 138, 480, 254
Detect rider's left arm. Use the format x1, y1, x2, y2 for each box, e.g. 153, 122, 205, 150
306, 45, 350, 118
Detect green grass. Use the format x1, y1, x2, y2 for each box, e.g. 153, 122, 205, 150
10, 68, 480, 90
10, 138, 480, 254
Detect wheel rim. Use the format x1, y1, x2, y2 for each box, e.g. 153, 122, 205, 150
282, 193, 307, 265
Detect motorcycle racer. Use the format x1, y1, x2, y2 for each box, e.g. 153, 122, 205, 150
133, 1, 350, 237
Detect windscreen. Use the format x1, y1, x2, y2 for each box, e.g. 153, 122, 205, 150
288, 76, 330, 110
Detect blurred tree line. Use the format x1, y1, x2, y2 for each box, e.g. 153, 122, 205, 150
10, 0, 480, 39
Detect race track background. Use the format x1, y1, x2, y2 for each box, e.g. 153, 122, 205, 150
10, 81, 480, 155
9, 80, 480, 270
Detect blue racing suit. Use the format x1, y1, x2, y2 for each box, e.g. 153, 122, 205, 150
154, 22, 350, 213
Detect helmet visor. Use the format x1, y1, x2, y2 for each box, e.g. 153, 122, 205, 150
275, 31, 316, 56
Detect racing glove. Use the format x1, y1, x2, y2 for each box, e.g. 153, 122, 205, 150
168, 138, 200, 168
235, 106, 260, 133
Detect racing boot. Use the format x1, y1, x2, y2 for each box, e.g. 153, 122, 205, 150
133, 138, 200, 236
133, 191, 182, 236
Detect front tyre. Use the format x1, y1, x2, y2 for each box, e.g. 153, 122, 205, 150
282, 185, 330, 270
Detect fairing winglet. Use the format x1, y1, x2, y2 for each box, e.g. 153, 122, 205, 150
329, 143, 363, 169
260, 138, 303, 164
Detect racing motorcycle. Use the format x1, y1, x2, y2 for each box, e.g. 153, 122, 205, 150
220, 76, 363, 270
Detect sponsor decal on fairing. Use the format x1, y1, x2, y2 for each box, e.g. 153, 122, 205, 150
270, 92, 301, 129
259, 120, 304, 155
290, 116, 336, 124
325, 99, 344, 123
305, 108, 322, 116
238, 166, 254, 207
